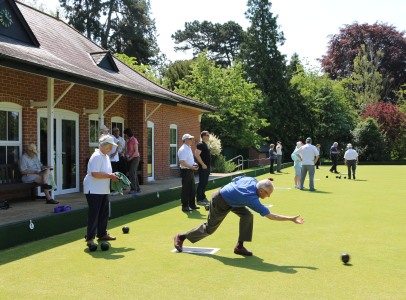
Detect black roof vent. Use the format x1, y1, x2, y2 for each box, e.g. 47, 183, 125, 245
90, 51, 119, 73
0, 0, 39, 47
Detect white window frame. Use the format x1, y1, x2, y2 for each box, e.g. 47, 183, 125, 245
169, 124, 178, 167
88, 114, 99, 151
0, 102, 22, 163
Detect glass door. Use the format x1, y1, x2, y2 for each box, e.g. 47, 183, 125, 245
38, 109, 79, 195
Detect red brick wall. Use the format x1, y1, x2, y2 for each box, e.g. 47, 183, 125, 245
0, 66, 203, 188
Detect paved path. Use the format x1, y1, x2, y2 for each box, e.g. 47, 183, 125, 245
0, 174, 228, 226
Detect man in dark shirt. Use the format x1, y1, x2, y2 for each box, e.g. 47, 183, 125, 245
174, 176, 304, 256
195, 131, 211, 205
329, 142, 340, 173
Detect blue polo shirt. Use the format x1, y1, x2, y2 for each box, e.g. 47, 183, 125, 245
220, 176, 270, 216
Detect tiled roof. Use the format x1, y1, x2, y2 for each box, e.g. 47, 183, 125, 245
0, 1, 215, 112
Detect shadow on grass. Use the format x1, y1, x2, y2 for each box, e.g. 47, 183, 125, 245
191, 253, 318, 273
299, 190, 331, 194
84, 245, 136, 260
185, 210, 207, 219
0, 201, 180, 265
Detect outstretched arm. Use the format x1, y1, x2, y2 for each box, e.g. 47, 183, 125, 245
265, 213, 304, 224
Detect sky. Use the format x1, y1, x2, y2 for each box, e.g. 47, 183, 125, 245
38, 0, 406, 67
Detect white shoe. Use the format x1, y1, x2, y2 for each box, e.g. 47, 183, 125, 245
110, 191, 119, 196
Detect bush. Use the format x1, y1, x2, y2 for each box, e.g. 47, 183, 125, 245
211, 154, 236, 173
351, 117, 390, 161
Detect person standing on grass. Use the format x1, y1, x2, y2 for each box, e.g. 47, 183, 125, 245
296, 137, 319, 191
195, 131, 211, 206
178, 133, 200, 212
291, 141, 303, 189
344, 143, 359, 180
83, 134, 119, 246
329, 142, 340, 174
276, 141, 283, 172
315, 144, 321, 169
174, 176, 304, 256
269, 144, 277, 174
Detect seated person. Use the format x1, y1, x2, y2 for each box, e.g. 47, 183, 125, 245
19, 144, 59, 204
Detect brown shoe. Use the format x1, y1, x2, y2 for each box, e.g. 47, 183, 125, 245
98, 234, 116, 241
174, 234, 183, 252
234, 246, 253, 256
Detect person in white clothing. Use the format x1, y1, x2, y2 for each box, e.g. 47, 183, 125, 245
296, 137, 319, 191
344, 143, 359, 180
291, 141, 303, 189
178, 133, 199, 212
83, 134, 119, 245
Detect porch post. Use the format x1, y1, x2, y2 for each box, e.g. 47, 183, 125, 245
46, 77, 55, 168
98, 89, 104, 128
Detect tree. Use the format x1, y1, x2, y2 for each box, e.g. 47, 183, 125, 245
161, 60, 194, 90
350, 44, 383, 112
290, 65, 357, 149
171, 21, 245, 67
351, 117, 389, 161
240, 0, 290, 137
362, 102, 406, 159
321, 22, 406, 101
60, 0, 160, 65
175, 52, 268, 148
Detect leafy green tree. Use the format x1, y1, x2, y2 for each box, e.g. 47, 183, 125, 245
350, 44, 383, 112
172, 21, 245, 67
240, 0, 290, 137
175, 52, 268, 148
351, 117, 389, 161
290, 66, 357, 149
321, 22, 406, 101
161, 60, 194, 90
60, 0, 160, 65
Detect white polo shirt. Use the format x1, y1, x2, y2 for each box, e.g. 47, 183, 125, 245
296, 143, 319, 165
344, 149, 358, 160
83, 149, 112, 194
178, 143, 194, 169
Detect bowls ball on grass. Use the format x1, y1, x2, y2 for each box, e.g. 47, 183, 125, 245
341, 253, 350, 264
88, 242, 97, 252
100, 242, 110, 251
122, 226, 130, 234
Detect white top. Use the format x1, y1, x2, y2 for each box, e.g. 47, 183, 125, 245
276, 146, 282, 155
19, 153, 43, 183
178, 143, 194, 169
108, 134, 119, 162
344, 149, 359, 160
83, 149, 112, 194
296, 143, 319, 165
117, 136, 126, 155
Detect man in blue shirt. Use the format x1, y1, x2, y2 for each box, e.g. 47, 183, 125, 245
174, 176, 304, 256
329, 142, 340, 174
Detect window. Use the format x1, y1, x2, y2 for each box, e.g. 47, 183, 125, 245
0, 103, 22, 164
89, 115, 99, 156
111, 116, 125, 137
169, 124, 178, 166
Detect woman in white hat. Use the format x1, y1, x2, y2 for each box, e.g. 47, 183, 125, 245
83, 134, 120, 245
19, 143, 58, 204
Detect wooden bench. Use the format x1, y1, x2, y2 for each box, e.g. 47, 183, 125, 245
0, 164, 37, 201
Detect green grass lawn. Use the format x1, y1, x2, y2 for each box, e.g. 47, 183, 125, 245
1, 165, 405, 299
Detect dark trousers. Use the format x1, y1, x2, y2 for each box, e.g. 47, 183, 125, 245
347, 160, 357, 178
185, 190, 253, 243
330, 157, 338, 172
111, 161, 119, 173
118, 155, 127, 174
196, 167, 210, 201
85, 193, 109, 241
269, 158, 275, 173
128, 156, 140, 191
180, 169, 196, 208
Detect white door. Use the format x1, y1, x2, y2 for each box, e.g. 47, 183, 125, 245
38, 109, 79, 195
